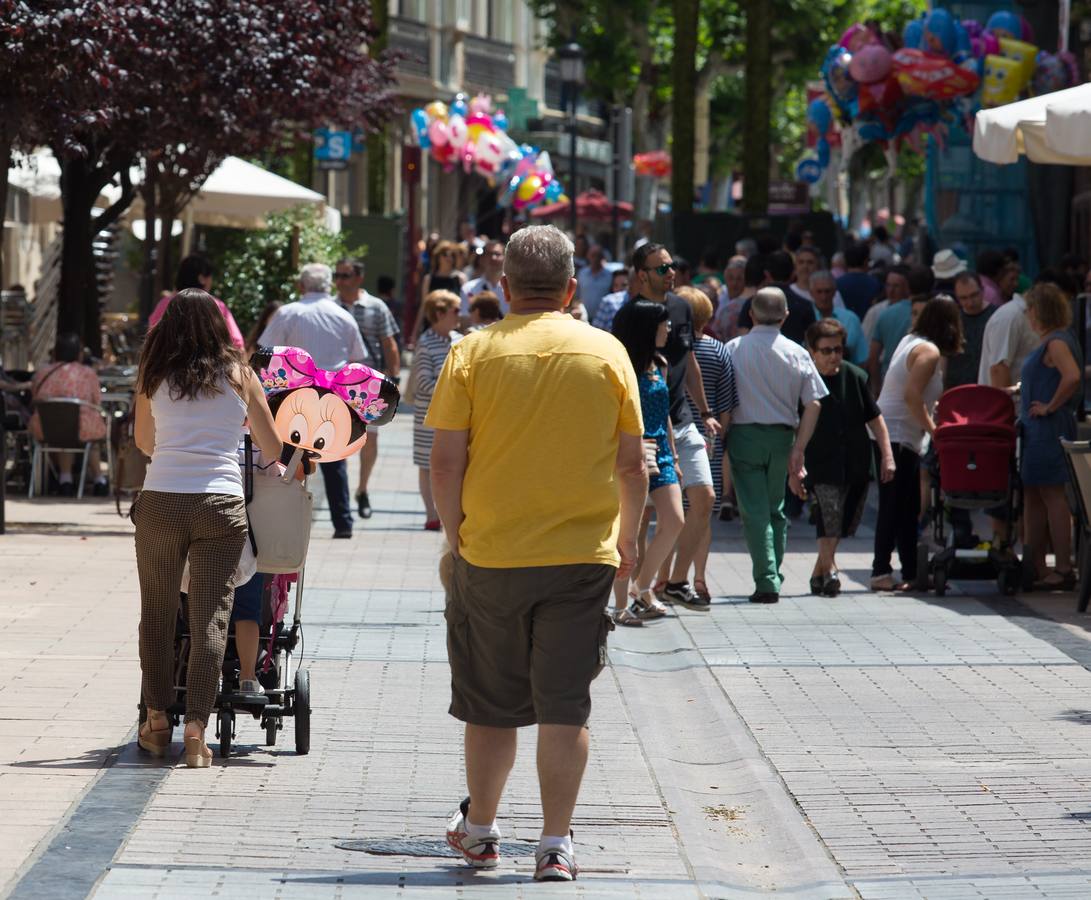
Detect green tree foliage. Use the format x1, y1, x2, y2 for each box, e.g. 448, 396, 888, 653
530, 0, 927, 210
206, 207, 364, 334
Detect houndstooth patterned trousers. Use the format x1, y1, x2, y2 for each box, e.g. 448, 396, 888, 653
135, 491, 247, 725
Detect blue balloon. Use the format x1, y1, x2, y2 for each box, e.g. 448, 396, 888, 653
955, 22, 971, 54
544, 180, 563, 202
902, 17, 924, 50
450, 93, 469, 118
410, 108, 431, 149
807, 98, 832, 134
858, 121, 889, 143
985, 10, 1022, 40
797, 159, 823, 184
816, 138, 830, 168
492, 111, 509, 132
923, 8, 957, 56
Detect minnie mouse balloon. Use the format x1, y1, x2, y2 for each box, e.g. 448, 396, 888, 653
447, 114, 469, 151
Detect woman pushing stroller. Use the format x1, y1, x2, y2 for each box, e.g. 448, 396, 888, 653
133, 289, 284, 768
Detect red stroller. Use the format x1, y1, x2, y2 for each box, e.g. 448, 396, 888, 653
917, 385, 1023, 596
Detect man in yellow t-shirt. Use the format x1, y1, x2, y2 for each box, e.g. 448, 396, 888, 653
427, 225, 647, 882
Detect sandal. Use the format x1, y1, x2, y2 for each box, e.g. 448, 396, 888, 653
809, 575, 824, 596
822, 572, 842, 597
1034, 570, 1076, 592
651, 580, 668, 602
631, 589, 668, 620
693, 579, 711, 603
612, 605, 644, 628
137, 715, 172, 757
183, 732, 212, 768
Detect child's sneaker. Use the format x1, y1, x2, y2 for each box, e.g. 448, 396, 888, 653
446, 797, 500, 868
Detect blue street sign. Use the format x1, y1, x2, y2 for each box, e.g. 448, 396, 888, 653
314, 128, 353, 162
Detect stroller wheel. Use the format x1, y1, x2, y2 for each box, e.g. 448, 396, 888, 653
294, 669, 311, 755
265, 717, 278, 747
934, 565, 948, 597
915, 543, 931, 592
218, 708, 234, 758
997, 566, 1018, 597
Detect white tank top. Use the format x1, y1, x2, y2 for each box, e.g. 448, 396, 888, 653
877, 334, 944, 456
143, 377, 248, 496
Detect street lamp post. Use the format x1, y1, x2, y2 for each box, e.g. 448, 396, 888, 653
558, 40, 585, 237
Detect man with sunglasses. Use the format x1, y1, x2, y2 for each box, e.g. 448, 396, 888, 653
630, 242, 721, 610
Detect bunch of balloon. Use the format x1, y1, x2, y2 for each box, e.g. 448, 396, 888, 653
408, 92, 567, 212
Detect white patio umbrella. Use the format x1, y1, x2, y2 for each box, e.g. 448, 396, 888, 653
973, 82, 1091, 165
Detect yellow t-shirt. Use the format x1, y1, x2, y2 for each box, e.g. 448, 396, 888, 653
425, 311, 644, 568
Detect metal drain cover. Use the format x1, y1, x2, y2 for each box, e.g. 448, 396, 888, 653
337, 838, 538, 857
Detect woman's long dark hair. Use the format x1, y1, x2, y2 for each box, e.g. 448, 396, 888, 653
138, 288, 244, 399
912, 297, 964, 357
612, 298, 670, 375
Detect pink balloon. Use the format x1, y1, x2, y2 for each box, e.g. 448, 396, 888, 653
447, 114, 468, 150
466, 112, 495, 132
427, 119, 449, 147
849, 44, 893, 84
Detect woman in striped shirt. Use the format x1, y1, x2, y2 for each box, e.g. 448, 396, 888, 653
413, 290, 463, 529
676, 286, 735, 602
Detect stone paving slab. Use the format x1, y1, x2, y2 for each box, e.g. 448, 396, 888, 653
6, 411, 1091, 898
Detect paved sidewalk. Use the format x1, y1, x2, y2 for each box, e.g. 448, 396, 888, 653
3, 412, 1091, 898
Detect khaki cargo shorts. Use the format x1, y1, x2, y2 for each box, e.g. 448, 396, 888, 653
445, 557, 616, 728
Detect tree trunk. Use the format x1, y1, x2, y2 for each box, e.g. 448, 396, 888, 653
140, 165, 158, 326
671, 0, 699, 214
0, 123, 11, 291
367, 0, 389, 215
58, 158, 104, 353
742, 0, 772, 214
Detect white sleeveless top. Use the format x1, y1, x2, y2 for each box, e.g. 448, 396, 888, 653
143, 377, 248, 496
877, 334, 944, 456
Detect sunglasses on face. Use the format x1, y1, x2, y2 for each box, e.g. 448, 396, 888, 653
644, 262, 677, 276
334, 272, 355, 280
816, 346, 844, 356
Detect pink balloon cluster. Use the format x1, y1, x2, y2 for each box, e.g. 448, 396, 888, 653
410, 93, 518, 180
409, 92, 566, 212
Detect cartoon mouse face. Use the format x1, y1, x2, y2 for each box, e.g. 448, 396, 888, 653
268, 387, 367, 462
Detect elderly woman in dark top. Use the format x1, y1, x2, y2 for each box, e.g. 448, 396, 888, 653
1020, 282, 1082, 590
794, 320, 895, 596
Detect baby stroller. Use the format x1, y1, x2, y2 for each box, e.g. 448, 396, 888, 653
916, 384, 1023, 596
138, 445, 314, 759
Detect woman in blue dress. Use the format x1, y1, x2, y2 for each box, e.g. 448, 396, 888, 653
611, 299, 684, 626
1020, 283, 1082, 590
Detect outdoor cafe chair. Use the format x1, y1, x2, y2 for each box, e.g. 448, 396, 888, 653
1061, 439, 1091, 613
29, 398, 112, 500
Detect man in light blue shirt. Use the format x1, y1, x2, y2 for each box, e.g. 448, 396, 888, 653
576, 245, 614, 320
810, 271, 867, 366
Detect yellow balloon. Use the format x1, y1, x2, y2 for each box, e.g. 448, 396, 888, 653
517, 174, 543, 201
982, 54, 1023, 107
998, 37, 1038, 88
425, 101, 448, 122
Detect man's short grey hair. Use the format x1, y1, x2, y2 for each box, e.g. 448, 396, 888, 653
299, 262, 333, 294
752, 287, 788, 324
811, 270, 836, 287
504, 225, 574, 299
725, 255, 747, 270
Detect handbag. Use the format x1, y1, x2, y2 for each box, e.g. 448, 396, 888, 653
244, 440, 314, 574
643, 439, 660, 477
403, 351, 421, 406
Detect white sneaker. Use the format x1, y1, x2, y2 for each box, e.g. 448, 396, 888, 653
446, 797, 500, 868
239, 679, 265, 695
535, 839, 578, 882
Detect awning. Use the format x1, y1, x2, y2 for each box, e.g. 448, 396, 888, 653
9, 151, 331, 229
973, 83, 1091, 166
530, 189, 633, 221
